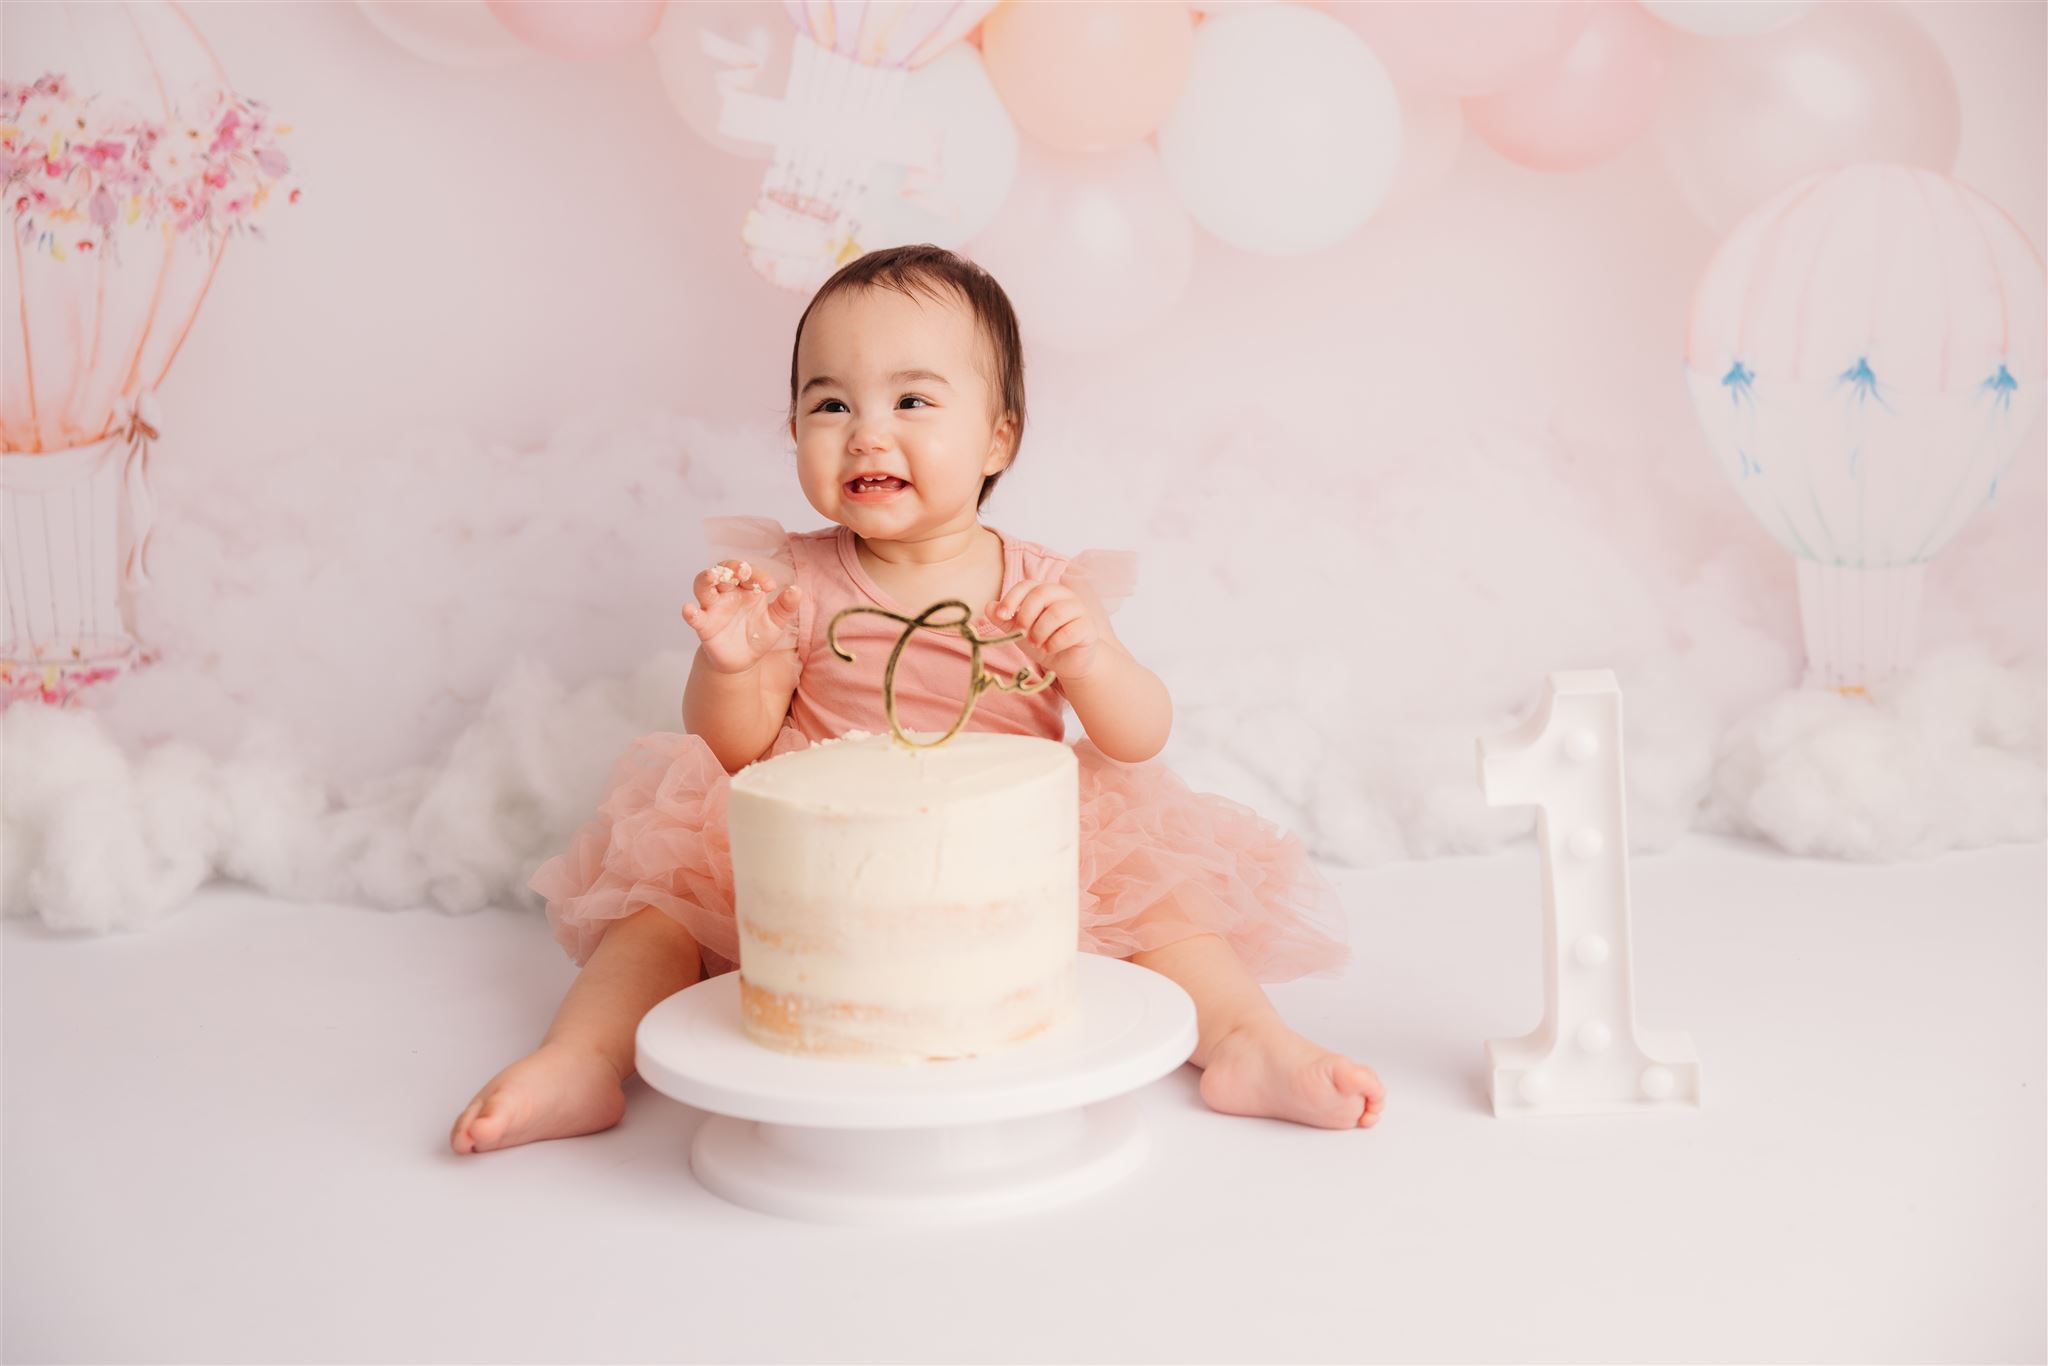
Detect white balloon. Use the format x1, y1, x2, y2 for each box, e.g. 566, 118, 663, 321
967, 142, 1195, 354
1156, 5, 1401, 255
1641, 1, 1815, 38
353, 0, 529, 68
850, 46, 1019, 252
1654, 2, 1957, 232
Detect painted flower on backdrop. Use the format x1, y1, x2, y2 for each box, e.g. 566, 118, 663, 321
1, 71, 298, 261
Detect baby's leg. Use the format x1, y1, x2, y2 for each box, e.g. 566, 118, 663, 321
1130, 931, 1385, 1131
451, 906, 704, 1154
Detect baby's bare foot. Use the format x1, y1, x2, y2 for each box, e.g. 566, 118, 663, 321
450, 1042, 628, 1154
1198, 1016, 1386, 1130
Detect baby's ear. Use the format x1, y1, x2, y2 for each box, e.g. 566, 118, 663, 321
985, 413, 1018, 473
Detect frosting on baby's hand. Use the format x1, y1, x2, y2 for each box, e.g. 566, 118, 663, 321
705, 563, 744, 588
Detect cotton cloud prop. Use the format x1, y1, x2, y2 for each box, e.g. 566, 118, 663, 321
2, 408, 2040, 934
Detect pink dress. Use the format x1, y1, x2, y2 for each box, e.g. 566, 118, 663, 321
529, 517, 1350, 983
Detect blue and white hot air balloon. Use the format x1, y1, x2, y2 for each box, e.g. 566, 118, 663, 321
1685, 163, 2045, 691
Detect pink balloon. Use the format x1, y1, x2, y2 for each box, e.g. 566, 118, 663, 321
1462, 2, 1671, 172
1656, 1, 1960, 231
965, 143, 1194, 354
1334, 1, 1592, 96
982, 2, 1194, 152
650, 1, 792, 161
485, 0, 666, 59
357, 0, 528, 67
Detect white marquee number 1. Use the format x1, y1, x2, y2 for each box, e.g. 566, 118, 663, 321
1476, 671, 1701, 1116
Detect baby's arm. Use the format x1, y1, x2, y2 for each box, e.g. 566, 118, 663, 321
685, 650, 798, 773
682, 559, 802, 773
1055, 639, 1172, 764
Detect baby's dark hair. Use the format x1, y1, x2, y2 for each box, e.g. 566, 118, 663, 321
788, 244, 1026, 511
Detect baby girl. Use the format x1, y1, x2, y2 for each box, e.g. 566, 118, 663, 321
451, 245, 1385, 1154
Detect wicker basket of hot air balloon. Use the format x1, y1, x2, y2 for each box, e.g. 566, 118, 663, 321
1, 3, 295, 707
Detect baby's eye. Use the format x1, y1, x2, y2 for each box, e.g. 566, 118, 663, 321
814, 398, 847, 413
898, 395, 931, 409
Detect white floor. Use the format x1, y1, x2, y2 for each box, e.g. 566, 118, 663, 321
3, 834, 2042, 1365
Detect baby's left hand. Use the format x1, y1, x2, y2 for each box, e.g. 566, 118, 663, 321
986, 578, 1105, 680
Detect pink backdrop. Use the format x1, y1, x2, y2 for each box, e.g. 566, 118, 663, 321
9, 0, 2036, 918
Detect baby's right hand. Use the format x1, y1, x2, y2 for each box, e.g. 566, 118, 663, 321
683, 559, 802, 675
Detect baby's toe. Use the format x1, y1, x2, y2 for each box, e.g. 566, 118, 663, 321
449, 1106, 475, 1154
467, 1092, 520, 1152
1335, 1060, 1385, 1128
452, 1094, 495, 1152
1302, 1064, 1368, 1130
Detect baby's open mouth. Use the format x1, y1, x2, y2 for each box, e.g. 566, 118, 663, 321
847, 475, 909, 493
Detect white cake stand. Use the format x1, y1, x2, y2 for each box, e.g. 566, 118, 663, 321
635, 955, 1199, 1226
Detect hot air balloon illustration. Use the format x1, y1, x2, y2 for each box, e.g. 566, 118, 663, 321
2, 2, 296, 706
1684, 164, 2045, 692
718, 0, 996, 291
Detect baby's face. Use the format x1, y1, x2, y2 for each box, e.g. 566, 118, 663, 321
790, 284, 1014, 539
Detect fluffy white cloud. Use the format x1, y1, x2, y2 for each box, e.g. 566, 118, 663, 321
3, 403, 2040, 935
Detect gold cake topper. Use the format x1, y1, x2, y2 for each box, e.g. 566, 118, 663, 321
827, 600, 1053, 749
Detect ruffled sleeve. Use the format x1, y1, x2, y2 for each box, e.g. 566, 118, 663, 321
702, 515, 800, 652
704, 515, 795, 585
1057, 548, 1137, 619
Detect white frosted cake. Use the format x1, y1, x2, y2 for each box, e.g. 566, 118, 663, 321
727, 730, 1080, 1062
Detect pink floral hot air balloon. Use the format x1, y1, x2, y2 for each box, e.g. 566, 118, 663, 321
1, 2, 295, 706
1685, 164, 2045, 692
719, 0, 996, 291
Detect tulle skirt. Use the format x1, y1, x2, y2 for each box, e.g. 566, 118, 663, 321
529, 726, 1351, 984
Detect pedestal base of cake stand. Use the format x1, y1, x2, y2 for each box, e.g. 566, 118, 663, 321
635, 954, 1199, 1226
